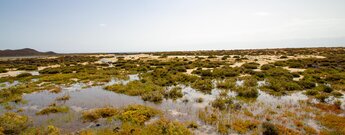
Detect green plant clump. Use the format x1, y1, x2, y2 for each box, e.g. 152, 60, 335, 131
0, 112, 30, 134
164, 86, 183, 100
117, 104, 161, 125
36, 104, 69, 115
82, 107, 119, 122
191, 79, 214, 93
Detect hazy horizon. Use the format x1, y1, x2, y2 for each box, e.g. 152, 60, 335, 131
1, 0, 345, 53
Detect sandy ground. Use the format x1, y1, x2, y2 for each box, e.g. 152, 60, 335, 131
37, 64, 61, 70
0, 70, 39, 78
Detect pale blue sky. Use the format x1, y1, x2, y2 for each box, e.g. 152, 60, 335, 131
1, 0, 345, 53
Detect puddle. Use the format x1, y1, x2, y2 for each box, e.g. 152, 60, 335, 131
0, 76, 334, 134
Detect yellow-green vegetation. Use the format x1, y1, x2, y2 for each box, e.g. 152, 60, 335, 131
211, 97, 233, 110
21, 125, 60, 135
117, 104, 161, 125
81, 104, 161, 125
242, 62, 260, 69
216, 78, 236, 89
0, 83, 42, 103
79, 118, 191, 135
217, 120, 231, 134
198, 108, 218, 125
1, 48, 345, 134
236, 87, 259, 98
82, 107, 119, 122
0, 112, 30, 134
36, 104, 69, 115
141, 118, 192, 135
104, 80, 164, 103
164, 86, 183, 100
191, 79, 213, 93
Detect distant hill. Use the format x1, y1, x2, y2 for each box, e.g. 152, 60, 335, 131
0, 48, 57, 57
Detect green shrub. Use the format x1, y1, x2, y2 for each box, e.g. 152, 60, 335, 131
164, 86, 183, 100
315, 93, 329, 102
142, 118, 192, 135
105, 80, 164, 102
242, 62, 260, 69
284, 82, 302, 91
331, 91, 343, 97
0, 112, 30, 134
243, 77, 257, 87
82, 107, 118, 122
216, 78, 236, 89
17, 65, 37, 71
191, 79, 213, 93
141, 91, 163, 103
36, 104, 69, 115
299, 80, 316, 89
117, 104, 161, 125
39, 67, 61, 74
211, 97, 233, 110
261, 64, 275, 70
305, 90, 318, 96
315, 85, 333, 93
237, 87, 259, 98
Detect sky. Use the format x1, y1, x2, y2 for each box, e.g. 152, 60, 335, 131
1, 0, 345, 53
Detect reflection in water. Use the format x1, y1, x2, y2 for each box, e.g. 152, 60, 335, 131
1, 76, 330, 134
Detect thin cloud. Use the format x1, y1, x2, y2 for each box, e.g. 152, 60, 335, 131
254, 12, 271, 16
99, 23, 107, 27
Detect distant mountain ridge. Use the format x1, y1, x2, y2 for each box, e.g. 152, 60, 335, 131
0, 48, 57, 57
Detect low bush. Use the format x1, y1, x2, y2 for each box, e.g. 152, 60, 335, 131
141, 91, 163, 103
331, 91, 343, 97
216, 78, 236, 89
211, 97, 233, 110
191, 79, 213, 93
17, 65, 37, 71
299, 80, 316, 89
36, 104, 69, 115
315, 93, 329, 102
141, 118, 192, 135
164, 86, 183, 100
261, 64, 275, 70
105, 80, 164, 103
0, 112, 30, 134
82, 107, 118, 122
305, 90, 318, 96
117, 104, 161, 125
237, 87, 259, 98
242, 62, 260, 69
